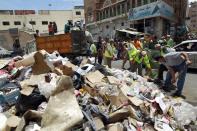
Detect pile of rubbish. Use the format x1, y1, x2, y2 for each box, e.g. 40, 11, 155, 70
0, 50, 196, 131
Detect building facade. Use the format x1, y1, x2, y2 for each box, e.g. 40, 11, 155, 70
84, 0, 188, 40
189, 1, 197, 33
0, 6, 85, 34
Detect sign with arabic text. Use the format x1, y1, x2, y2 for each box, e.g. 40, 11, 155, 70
129, 1, 174, 21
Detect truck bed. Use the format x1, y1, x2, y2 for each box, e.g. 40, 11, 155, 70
35, 30, 88, 55
36, 33, 72, 54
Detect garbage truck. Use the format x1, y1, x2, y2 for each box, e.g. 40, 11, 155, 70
34, 30, 93, 56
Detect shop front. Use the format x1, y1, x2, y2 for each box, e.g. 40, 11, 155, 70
128, 0, 176, 38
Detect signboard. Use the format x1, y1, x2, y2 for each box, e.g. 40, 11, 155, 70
129, 1, 174, 21
15, 10, 35, 15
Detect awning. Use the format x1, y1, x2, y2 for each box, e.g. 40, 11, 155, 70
116, 29, 143, 35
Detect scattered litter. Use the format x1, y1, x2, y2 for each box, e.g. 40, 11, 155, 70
0, 50, 195, 131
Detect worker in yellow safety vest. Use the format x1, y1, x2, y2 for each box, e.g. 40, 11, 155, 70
103, 39, 115, 68
90, 42, 97, 63
166, 35, 174, 48
137, 51, 151, 76
128, 48, 151, 76
122, 39, 136, 69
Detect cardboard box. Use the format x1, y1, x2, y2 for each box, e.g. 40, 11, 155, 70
41, 76, 84, 131
107, 123, 124, 131
20, 86, 34, 96
32, 51, 51, 75
93, 117, 104, 131
15, 110, 42, 131
109, 108, 130, 123
86, 71, 104, 83
107, 76, 120, 84
6, 115, 21, 130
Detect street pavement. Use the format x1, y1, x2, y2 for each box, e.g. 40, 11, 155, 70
183, 69, 197, 105
111, 60, 197, 106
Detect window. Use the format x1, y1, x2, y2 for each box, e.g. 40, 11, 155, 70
137, 0, 142, 6
110, 8, 113, 17
14, 21, 21, 25
144, 0, 148, 5
76, 11, 81, 15
104, 9, 107, 19
150, 0, 156, 2
100, 12, 103, 20
103, 10, 105, 19
122, 4, 125, 14
2, 21, 10, 26
113, 7, 116, 16
127, 1, 130, 11
117, 5, 121, 15
106, 8, 109, 18
175, 42, 197, 52
29, 21, 36, 25
101, 12, 104, 19
132, 0, 136, 8
121, 22, 124, 26
145, 19, 151, 26
106, 25, 109, 29
96, 13, 99, 21
42, 21, 48, 25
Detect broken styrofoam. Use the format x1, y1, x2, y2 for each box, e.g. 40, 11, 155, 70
25, 122, 41, 131
38, 73, 59, 99
76, 64, 94, 76
15, 52, 36, 68
0, 113, 7, 131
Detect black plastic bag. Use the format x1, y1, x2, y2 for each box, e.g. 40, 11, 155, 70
15, 88, 47, 115
72, 72, 84, 90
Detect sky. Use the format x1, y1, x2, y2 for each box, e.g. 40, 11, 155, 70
0, 0, 84, 10
0, 0, 196, 10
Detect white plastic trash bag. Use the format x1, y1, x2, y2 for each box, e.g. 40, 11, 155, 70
171, 101, 196, 127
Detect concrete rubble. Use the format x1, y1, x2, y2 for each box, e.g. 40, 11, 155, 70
0, 50, 196, 131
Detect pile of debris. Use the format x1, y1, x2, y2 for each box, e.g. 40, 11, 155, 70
0, 50, 196, 131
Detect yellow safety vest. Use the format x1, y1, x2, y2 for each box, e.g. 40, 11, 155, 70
104, 43, 113, 58
135, 53, 151, 68
143, 55, 151, 68
128, 46, 138, 61
160, 49, 164, 56
167, 38, 174, 47
112, 45, 116, 54
90, 44, 97, 54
